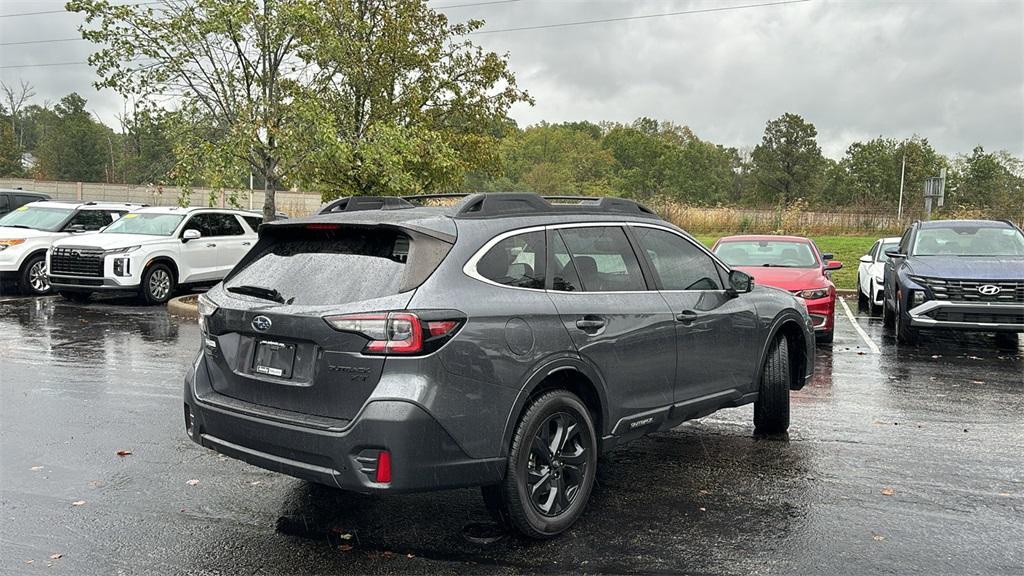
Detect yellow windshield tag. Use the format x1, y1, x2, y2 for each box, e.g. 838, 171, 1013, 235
122, 213, 138, 218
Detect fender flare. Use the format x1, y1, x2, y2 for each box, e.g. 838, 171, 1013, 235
18, 248, 49, 273
498, 353, 610, 457
142, 256, 180, 285
753, 309, 811, 388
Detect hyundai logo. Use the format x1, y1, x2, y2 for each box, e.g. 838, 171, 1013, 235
251, 315, 272, 332
978, 285, 1001, 296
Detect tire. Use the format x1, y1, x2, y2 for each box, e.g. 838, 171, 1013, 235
140, 263, 175, 305
857, 278, 868, 309
18, 253, 51, 295
995, 333, 1019, 350
816, 330, 834, 345
867, 281, 881, 315
895, 298, 918, 345
59, 291, 91, 303
483, 389, 598, 539
882, 294, 895, 328
754, 335, 790, 436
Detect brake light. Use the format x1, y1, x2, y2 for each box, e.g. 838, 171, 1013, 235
305, 223, 341, 231
323, 311, 464, 355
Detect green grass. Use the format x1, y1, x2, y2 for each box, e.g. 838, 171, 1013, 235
694, 234, 876, 291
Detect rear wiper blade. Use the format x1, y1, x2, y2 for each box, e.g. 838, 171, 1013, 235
227, 284, 286, 303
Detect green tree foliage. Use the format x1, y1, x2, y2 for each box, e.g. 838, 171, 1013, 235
837, 136, 948, 211
951, 147, 1024, 219
0, 123, 23, 177
34, 93, 113, 182
749, 113, 824, 205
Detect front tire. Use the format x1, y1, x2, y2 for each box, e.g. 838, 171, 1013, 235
754, 335, 791, 435
857, 277, 868, 309
882, 293, 895, 328
895, 298, 918, 344
18, 253, 51, 295
140, 263, 175, 305
484, 390, 597, 539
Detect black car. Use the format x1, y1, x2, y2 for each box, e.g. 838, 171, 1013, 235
185, 193, 815, 538
0, 189, 51, 217
882, 219, 1024, 345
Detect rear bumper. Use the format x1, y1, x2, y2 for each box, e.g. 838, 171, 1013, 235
184, 354, 505, 493
907, 300, 1024, 332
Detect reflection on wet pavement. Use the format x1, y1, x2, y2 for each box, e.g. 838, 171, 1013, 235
1, 296, 1021, 575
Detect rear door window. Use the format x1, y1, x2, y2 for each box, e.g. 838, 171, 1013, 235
551, 226, 646, 292
185, 213, 245, 237
243, 215, 262, 232
66, 210, 113, 231
226, 227, 447, 306
475, 230, 545, 289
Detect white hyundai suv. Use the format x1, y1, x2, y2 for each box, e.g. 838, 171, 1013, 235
0, 201, 139, 296
48, 206, 264, 304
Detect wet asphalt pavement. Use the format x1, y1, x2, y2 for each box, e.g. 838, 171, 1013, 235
1, 295, 1022, 575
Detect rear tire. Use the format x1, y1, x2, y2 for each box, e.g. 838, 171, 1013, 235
18, 253, 51, 295
140, 263, 175, 305
484, 389, 597, 539
754, 335, 791, 436
59, 291, 91, 303
882, 295, 895, 328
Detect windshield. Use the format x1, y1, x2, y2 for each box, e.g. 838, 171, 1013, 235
103, 213, 184, 236
912, 226, 1024, 257
0, 205, 73, 231
877, 242, 900, 262
714, 240, 820, 268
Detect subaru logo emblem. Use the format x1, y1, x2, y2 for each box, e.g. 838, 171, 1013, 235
978, 284, 1001, 296
251, 315, 272, 332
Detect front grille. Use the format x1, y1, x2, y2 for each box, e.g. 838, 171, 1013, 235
50, 247, 104, 277
928, 310, 1024, 325
916, 278, 1024, 303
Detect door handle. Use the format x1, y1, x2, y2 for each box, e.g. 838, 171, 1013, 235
575, 317, 606, 331
205, 243, 217, 248
242, 241, 251, 246
676, 310, 698, 323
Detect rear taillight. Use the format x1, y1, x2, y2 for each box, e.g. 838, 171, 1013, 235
323, 311, 463, 355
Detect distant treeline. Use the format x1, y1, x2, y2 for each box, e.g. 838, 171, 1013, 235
2, 89, 1021, 220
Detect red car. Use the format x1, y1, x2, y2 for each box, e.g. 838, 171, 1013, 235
713, 235, 843, 344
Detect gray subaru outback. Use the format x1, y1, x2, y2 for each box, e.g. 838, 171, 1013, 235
183, 193, 814, 538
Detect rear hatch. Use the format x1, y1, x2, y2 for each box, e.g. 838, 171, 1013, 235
201, 219, 454, 423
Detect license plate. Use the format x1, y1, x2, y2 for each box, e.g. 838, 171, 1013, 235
253, 340, 296, 379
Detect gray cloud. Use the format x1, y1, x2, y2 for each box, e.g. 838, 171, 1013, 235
2, 0, 1021, 159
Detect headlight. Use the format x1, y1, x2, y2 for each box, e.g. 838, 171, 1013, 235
0, 238, 26, 251
197, 293, 218, 333
797, 288, 829, 300
104, 245, 141, 255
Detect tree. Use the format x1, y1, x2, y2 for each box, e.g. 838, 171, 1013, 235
1, 79, 35, 148
749, 113, 824, 204
70, 0, 320, 219
34, 93, 111, 182
293, 0, 530, 199
0, 123, 23, 177
951, 146, 1024, 219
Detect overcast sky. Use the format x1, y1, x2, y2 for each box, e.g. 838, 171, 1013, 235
1, 0, 1021, 159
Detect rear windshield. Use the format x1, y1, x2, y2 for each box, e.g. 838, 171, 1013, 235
225, 227, 445, 306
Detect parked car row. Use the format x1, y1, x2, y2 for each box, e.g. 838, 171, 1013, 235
0, 201, 266, 302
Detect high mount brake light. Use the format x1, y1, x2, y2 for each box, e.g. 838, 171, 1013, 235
305, 223, 341, 231
323, 311, 463, 355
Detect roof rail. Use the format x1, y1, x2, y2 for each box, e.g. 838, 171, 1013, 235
453, 193, 658, 219
317, 196, 416, 215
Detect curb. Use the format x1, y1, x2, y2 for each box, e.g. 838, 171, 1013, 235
167, 294, 199, 319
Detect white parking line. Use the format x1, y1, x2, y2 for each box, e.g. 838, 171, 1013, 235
838, 296, 881, 354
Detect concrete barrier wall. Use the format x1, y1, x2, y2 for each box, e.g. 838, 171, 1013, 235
0, 178, 324, 217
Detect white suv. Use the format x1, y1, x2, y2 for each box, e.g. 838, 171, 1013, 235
48, 206, 264, 304
0, 201, 139, 296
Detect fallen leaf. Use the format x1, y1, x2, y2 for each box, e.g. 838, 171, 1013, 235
699, 507, 707, 512
968, 355, 982, 360
931, 355, 941, 359
338, 533, 353, 540
872, 534, 885, 541
50, 553, 62, 560
970, 380, 985, 384
186, 479, 199, 486
249, 480, 261, 486
407, 553, 415, 559
116, 450, 132, 457
998, 492, 1011, 497
24, 560, 33, 564
338, 544, 353, 551
72, 500, 86, 507
30, 465, 43, 471
881, 487, 895, 496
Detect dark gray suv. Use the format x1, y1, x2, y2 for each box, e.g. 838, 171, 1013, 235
183, 193, 815, 538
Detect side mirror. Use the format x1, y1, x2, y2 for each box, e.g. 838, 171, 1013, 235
728, 270, 754, 295
884, 249, 905, 259
859, 255, 873, 263
182, 229, 201, 242
821, 252, 834, 261
825, 260, 843, 271
67, 224, 86, 233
